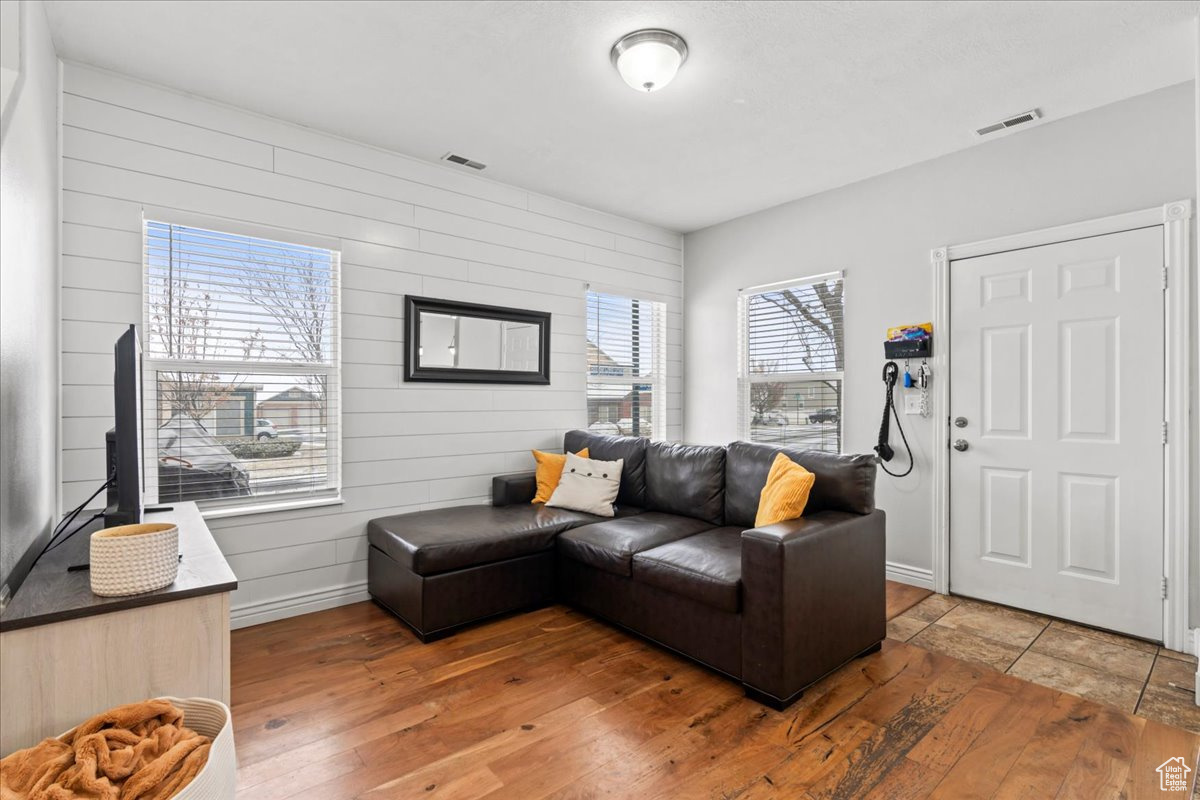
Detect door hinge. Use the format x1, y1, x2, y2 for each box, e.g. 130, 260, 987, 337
1162, 266, 1169, 290
1163, 421, 1169, 445
1162, 576, 1169, 599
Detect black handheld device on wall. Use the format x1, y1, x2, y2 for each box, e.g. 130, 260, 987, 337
875, 361, 913, 477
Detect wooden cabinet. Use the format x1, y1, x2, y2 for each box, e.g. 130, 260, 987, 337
0, 503, 236, 755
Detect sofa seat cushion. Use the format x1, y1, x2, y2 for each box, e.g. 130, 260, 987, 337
556, 512, 715, 577
368, 504, 602, 576
633, 528, 743, 613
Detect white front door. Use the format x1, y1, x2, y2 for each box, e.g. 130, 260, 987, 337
949, 226, 1164, 640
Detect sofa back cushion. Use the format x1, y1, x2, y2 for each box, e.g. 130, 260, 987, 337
564, 430, 648, 508
645, 441, 726, 525
725, 440, 876, 528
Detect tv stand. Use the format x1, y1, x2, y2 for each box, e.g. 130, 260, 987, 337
0, 502, 236, 755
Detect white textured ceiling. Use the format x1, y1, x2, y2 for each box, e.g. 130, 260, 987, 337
43, 1, 1198, 232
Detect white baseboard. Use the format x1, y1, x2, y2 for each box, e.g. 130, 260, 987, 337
1192, 629, 1200, 707
886, 561, 935, 591
230, 580, 370, 629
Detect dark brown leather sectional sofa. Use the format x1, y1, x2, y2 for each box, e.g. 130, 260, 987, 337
367, 430, 885, 708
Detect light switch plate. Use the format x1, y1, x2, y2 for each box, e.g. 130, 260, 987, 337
904, 393, 922, 415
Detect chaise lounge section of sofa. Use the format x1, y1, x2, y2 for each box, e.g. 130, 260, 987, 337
367, 430, 885, 708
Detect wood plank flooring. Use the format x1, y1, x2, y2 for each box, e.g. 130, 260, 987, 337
231, 584, 1199, 798
885, 581, 932, 620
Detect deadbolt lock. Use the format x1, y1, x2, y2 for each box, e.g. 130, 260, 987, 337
954, 417, 968, 428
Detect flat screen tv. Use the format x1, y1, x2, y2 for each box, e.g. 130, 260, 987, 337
104, 324, 144, 527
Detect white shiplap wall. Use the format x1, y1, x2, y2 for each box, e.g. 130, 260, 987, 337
59, 63, 684, 628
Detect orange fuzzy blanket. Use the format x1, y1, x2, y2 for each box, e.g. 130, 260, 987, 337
0, 699, 211, 800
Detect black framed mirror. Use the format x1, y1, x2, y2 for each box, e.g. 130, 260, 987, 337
404, 296, 552, 384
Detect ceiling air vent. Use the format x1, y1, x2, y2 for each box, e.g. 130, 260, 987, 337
975, 109, 1042, 137
442, 153, 487, 170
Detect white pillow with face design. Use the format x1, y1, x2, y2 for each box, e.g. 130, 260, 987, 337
545, 452, 624, 517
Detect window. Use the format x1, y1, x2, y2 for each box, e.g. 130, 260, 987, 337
586, 290, 666, 439
143, 219, 340, 513
738, 273, 844, 452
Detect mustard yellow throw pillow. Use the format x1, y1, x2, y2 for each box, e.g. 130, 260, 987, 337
755, 452, 816, 527
532, 448, 589, 504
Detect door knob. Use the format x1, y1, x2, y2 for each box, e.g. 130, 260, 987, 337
953, 439, 969, 452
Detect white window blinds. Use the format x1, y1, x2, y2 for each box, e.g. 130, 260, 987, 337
586, 290, 666, 440
143, 219, 341, 512
738, 273, 844, 452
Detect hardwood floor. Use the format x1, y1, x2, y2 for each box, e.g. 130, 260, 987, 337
885, 581, 932, 620
231, 584, 1199, 798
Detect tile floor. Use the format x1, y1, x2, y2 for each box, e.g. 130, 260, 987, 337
887, 589, 1200, 733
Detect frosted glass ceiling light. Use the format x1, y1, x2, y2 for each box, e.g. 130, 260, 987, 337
611, 29, 688, 93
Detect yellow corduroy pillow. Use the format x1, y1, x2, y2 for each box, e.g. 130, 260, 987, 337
531, 448, 589, 504
755, 452, 816, 527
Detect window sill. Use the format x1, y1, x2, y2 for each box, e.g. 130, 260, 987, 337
198, 494, 344, 521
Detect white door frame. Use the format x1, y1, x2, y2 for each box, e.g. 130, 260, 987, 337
930, 200, 1193, 650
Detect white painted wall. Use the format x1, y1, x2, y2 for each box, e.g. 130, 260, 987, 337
58, 63, 683, 627
1191, 14, 1200, 634
684, 82, 1196, 589
0, 0, 59, 595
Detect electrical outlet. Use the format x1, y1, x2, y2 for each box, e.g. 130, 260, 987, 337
904, 393, 922, 415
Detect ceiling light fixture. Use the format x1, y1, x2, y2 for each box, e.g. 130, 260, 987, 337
610, 29, 688, 93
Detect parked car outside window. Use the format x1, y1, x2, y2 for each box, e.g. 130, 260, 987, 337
807, 408, 839, 424
158, 415, 251, 501
255, 419, 279, 440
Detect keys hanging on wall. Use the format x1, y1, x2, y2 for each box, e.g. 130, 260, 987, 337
917, 361, 932, 417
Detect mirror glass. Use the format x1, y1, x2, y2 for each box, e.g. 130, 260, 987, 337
417, 312, 542, 372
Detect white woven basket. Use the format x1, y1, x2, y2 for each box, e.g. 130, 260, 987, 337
56, 697, 236, 800
163, 697, 236, 800
90, 522, 179, 597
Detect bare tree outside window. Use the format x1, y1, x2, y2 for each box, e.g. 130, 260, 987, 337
234, 249, 332, 408
146, 273, 263, 421
144, 220, 340, 506
743, 276, 844, 452
749, 360, 786, 421
759, 280, 843, 409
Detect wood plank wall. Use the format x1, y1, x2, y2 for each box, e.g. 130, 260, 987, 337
58, 63, 684, 627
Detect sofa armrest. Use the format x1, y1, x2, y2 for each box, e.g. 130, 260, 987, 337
740, 509, 886, 705
492, 472, 537, 507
